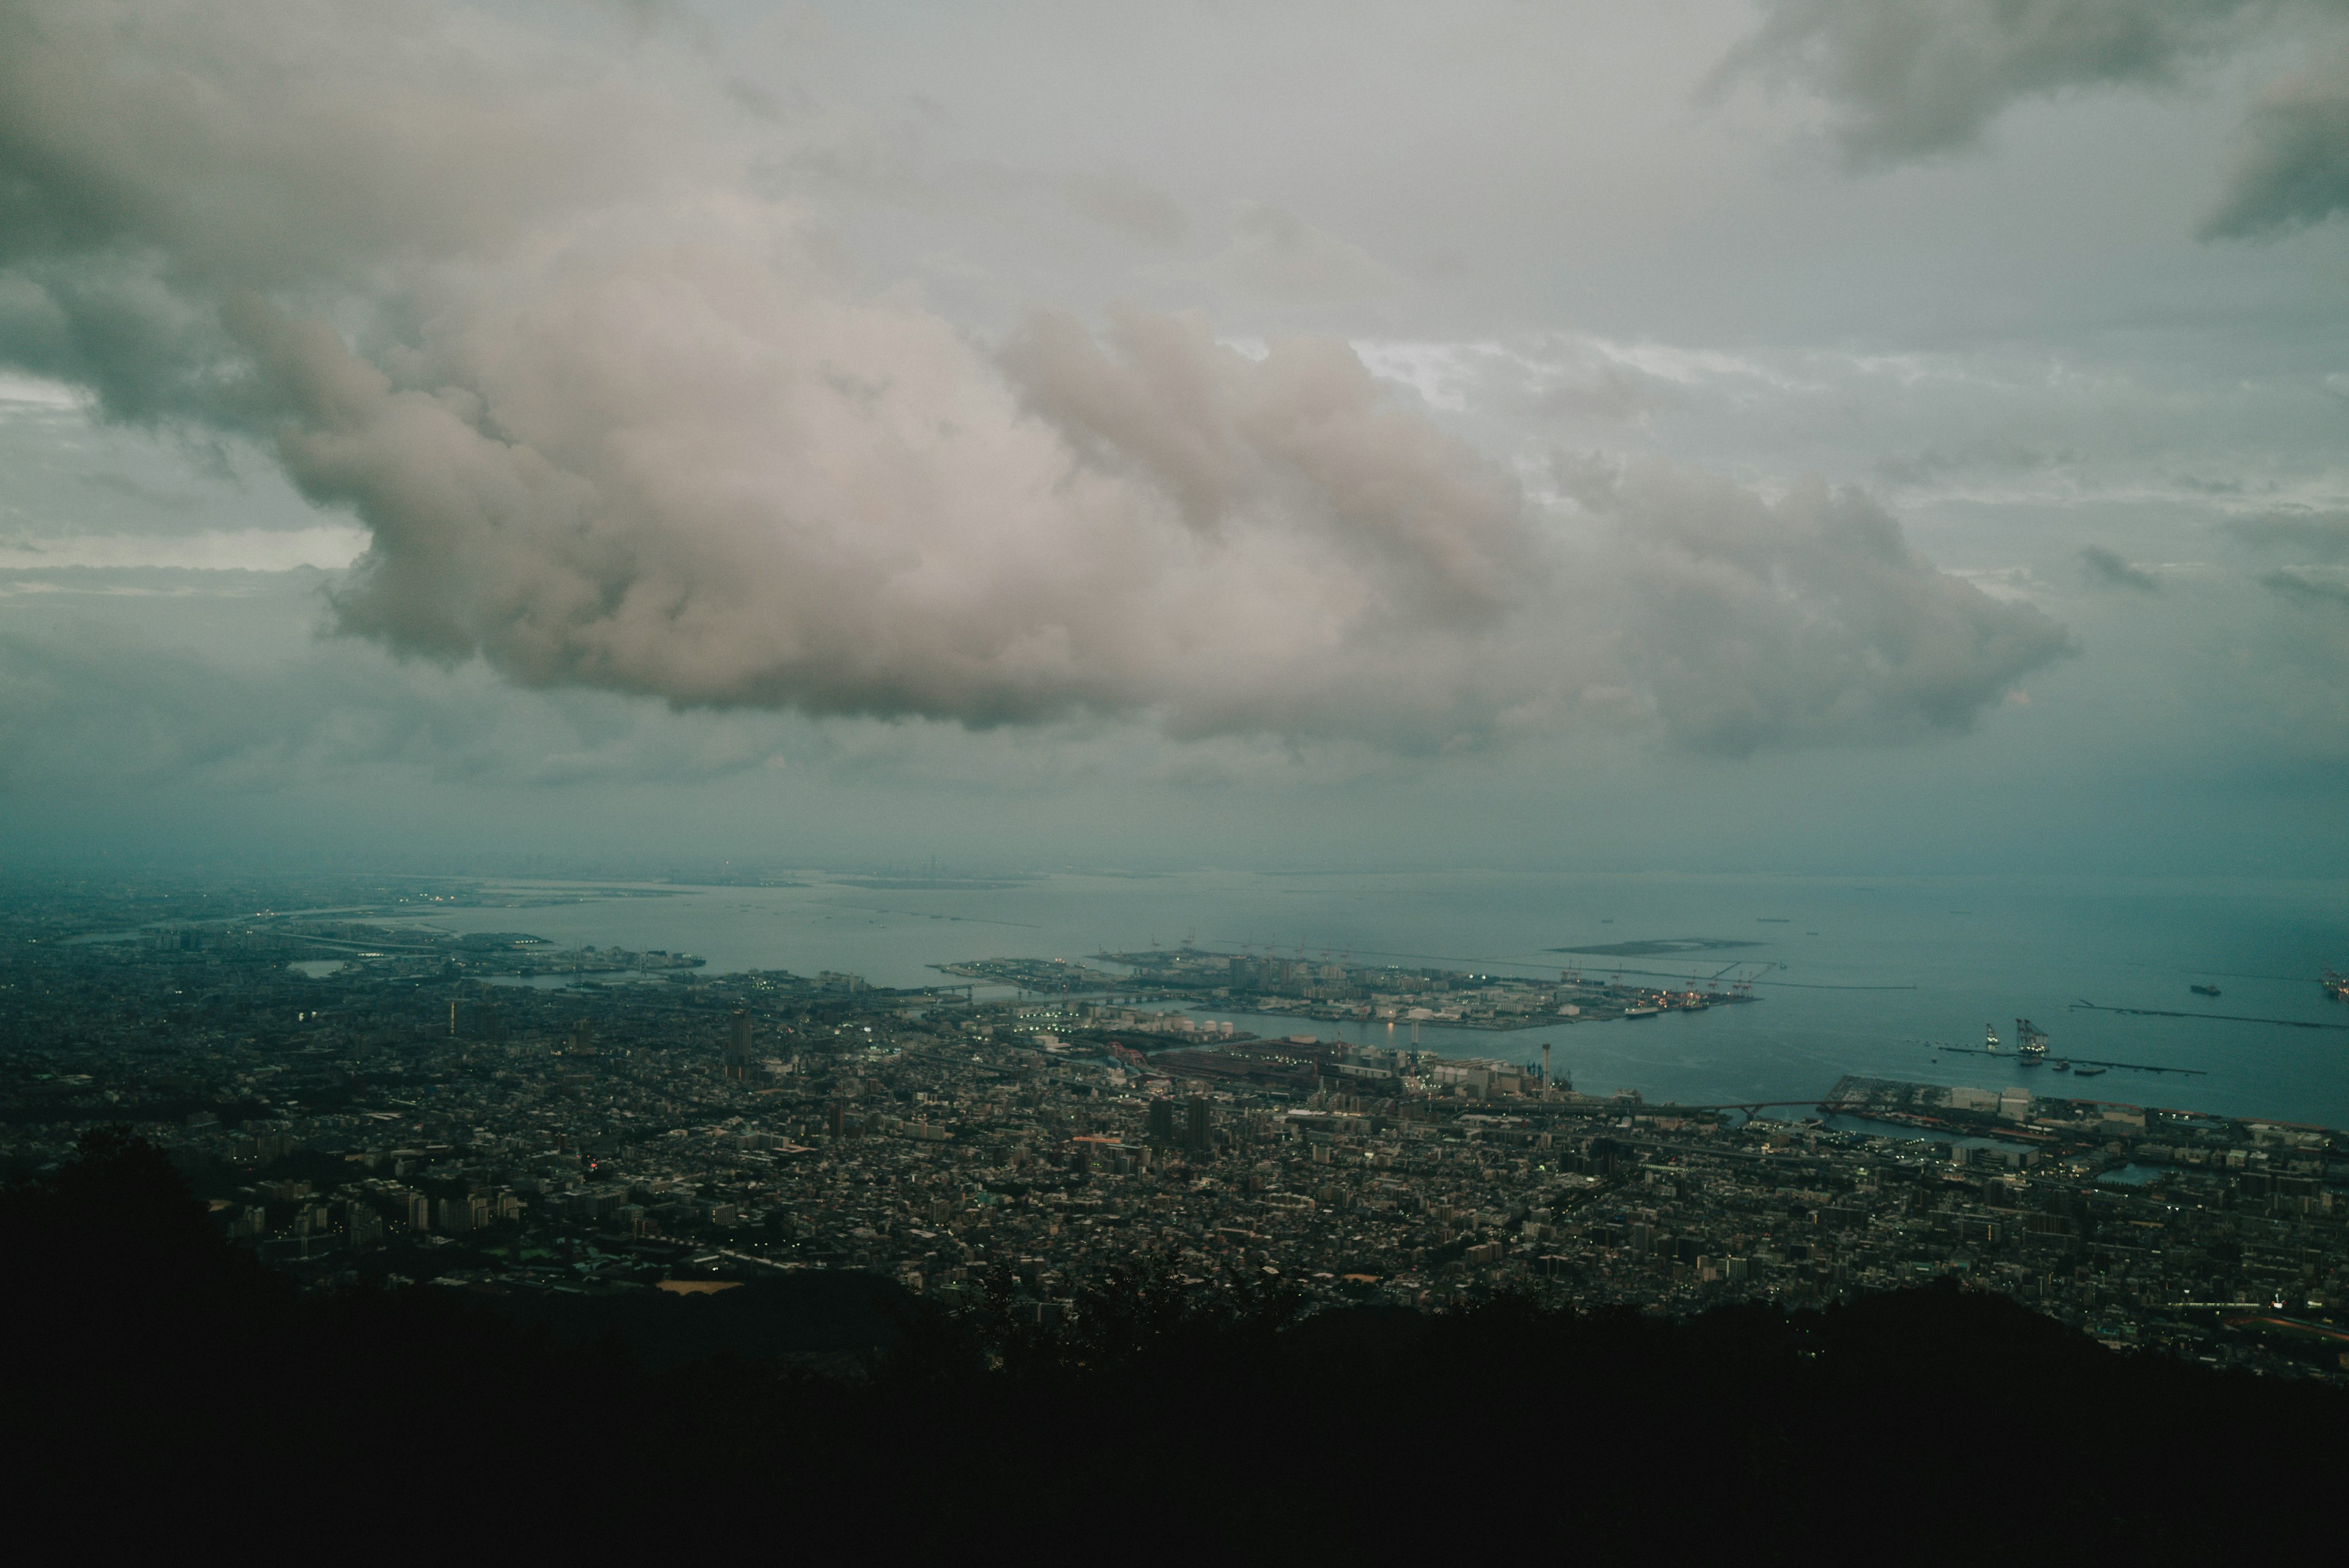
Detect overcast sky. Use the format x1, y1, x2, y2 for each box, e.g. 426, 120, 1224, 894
2, 0, 2345, 875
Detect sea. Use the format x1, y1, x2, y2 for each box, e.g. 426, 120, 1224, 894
371, 869, 2349, 1131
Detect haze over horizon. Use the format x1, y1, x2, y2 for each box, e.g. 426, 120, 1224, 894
4, 0, 2347, 877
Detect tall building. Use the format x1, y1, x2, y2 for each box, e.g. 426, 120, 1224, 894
725, 1010, 753, 1080
1185, 1097, 1212, 1154
1147, 1099, 1176, 1144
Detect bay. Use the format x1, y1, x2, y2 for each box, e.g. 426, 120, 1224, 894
387, 869, 2349, 1129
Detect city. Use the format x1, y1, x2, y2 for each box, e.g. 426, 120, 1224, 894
7, 877, 2344, 1383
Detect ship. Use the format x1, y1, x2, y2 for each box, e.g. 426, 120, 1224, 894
2191, 983, 2221, 998
1624, 1005, 1662, 1019
2072, 1063, 2106, 1077
2015, 1017, 2049, 1064
2325, 967, 2347, 1001
1984, 1022, 2000, 1053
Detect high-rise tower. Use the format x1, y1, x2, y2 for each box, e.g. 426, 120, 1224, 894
724, 1010, 754, 1080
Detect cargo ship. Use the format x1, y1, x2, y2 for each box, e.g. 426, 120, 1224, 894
2191, 983, 2221, 997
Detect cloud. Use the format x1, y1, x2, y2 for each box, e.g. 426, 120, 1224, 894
1720, 0, 2349, 240
1565, 459, 2077, 755
1209, 204, 1401, 304
997, 307, 1529, 625
0, 371, 84, 409
1716, 0, 2273, 164
0, 0, 2066, 759
1876, 441, 2074, 488
2079, 543, 2162, 592
2258, 566, 2349, 608
1061, 169, 1189, 247
2228, 508, 2349, 559
0, 611, 791, 792
0, 526, 366, 571
2205, 43, 2349, 234
0, 0, 686, 419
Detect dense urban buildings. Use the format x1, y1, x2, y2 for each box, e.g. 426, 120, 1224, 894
4, 875, 2345, 1383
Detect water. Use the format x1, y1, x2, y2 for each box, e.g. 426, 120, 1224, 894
374, 869, 2349, 1128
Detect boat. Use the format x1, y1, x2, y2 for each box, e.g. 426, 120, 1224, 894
2073, 1064, 2106, 1077
2052, 1060, 2071, 1072
2191, 983, 2221, 998
1624, 1005, 1661, 1019
2325, 967, 2347, 1001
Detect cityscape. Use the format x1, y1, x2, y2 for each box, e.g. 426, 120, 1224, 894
9, 875, 2344, 1383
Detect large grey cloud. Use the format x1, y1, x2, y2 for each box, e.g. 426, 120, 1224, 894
1564, 459, 2075, 755
2204, 43, 2349, 234
1718, 0, 2274, 162
1721, 0, 2349, 236
0, 0, 2067, 757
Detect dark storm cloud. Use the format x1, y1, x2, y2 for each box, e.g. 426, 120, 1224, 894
2204, 43, 2349, 234
1718, 0, 2276, 163
1721, 0, 2349, 237
2080, 544, 2162, 592
0, 0, 2068, 757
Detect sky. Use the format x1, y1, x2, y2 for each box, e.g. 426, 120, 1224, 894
1, 0, 2345, 877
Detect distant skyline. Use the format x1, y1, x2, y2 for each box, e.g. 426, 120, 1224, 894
2, 1, 2345, 875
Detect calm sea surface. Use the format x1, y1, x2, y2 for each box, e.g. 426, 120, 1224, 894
385, 871, 2349, 1129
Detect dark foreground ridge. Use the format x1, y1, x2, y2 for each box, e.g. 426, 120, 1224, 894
9, 1132, 2342, 1558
